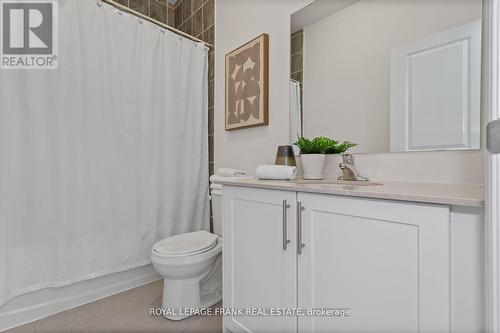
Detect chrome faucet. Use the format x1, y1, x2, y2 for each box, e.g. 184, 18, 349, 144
337, 154, 369, 182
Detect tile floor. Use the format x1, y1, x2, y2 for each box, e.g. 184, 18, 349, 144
5, 280, 222, 333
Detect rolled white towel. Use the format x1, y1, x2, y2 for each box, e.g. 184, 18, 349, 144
209, 174, 253, 184
216, 168, 247, 177
256, 165, 297, 180
210, 182, 223, 190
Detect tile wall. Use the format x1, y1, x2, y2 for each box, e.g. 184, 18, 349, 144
291, 29, 303, 128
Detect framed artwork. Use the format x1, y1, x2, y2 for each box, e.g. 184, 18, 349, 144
225, 33, 269, 131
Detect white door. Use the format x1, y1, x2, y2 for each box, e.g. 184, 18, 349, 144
390, 20, 481, 152
223, 186, 297, 333
297, 193, 450, 333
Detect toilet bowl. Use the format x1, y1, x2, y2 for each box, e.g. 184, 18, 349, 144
151, 182, 224, 320
151, 231, 222, 320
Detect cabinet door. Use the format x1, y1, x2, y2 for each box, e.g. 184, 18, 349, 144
223, 186, 297, 333
297, 193, 450, 333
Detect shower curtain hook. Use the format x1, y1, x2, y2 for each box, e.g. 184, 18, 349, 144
96, 1, 102, 7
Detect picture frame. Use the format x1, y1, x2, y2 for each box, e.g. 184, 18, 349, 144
225, 33, 269, 131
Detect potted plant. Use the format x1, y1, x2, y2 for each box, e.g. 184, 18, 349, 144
293, 136, 333, 180
294, 136, 357, 180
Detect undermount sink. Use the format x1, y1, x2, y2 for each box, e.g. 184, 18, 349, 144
293, 179, 383, 186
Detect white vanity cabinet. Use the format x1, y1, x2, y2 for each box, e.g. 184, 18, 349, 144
223, 186, 298, 333
222, 185, 484, 333
297, 193, 450, 333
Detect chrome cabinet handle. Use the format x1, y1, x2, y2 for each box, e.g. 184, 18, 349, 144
282, 200, 291, 250
297, 201, 306, 255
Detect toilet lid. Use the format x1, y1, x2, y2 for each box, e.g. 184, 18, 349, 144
153, 231, 218, 256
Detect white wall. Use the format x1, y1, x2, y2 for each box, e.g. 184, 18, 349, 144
215, 0, 485, 184
215, 0, 311, 174
303, 0, 483, 153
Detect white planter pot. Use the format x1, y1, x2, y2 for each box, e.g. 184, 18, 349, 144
300, 154, 326, 180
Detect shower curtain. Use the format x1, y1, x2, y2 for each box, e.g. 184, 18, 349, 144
290, 80, 302, 154
0, 0, 209, 306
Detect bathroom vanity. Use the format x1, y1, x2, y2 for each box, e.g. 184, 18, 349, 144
217, 0, 487, 332
219, 178, 484, 333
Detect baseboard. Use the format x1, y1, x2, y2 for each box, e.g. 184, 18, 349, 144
0, 264, 161, 332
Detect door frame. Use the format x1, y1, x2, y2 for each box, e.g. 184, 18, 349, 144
485, 0, 500, 332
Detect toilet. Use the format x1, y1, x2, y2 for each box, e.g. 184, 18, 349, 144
151, 182, 224, 320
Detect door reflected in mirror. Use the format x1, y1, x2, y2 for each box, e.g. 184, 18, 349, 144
290, 0, 483, 154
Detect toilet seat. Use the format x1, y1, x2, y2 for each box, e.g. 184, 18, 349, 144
153, 231, 218, 257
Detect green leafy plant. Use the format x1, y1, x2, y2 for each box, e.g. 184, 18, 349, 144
293, 136, 335, 154
294, 136, 357, 154
324, 141, 358, 154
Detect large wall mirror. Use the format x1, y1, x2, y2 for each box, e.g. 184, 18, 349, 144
290, 0, 483, 154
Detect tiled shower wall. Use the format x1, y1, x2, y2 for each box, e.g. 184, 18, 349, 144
113, 0, 215, 177
291, 29, 303, 129
291, 29, 303, 83
113, 0, 176, 25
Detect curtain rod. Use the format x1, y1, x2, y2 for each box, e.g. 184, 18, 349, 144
101, 0, 213, 49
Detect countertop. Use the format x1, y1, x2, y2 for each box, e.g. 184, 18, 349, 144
214, 178, 485, 207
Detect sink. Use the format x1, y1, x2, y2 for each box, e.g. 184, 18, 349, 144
293, 179, 383, 186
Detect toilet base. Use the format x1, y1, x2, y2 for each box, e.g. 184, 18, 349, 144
162, 254, 222, 321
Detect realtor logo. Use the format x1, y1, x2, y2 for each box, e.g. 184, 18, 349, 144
0, 0, 58, 69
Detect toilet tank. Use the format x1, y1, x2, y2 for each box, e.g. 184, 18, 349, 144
210, 185, 223, 237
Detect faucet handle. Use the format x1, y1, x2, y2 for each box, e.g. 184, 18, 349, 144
338, 153, 370, 182
338, 162, 357, 181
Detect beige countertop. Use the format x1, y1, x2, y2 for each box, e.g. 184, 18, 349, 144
215, 178, 485, 207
